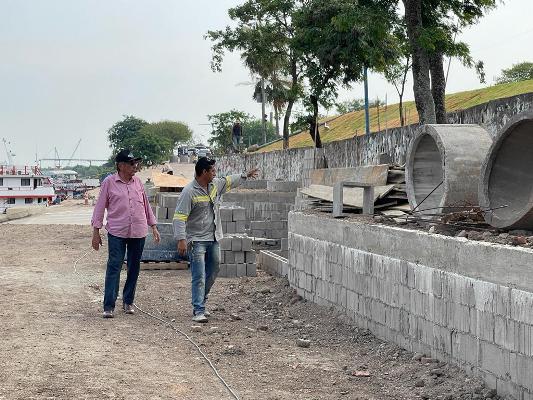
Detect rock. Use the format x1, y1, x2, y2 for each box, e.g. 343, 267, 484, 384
481, 231, 493, 240
430, 368, 444, 377
208, 326, 219, 334
412, 353, 424, 361
456, 230, 468, 238
512, 236, 527, 245
258, 325, 269, 331
230, 314, 242, 321
467, 231, 483, 240
414, 379, 425, 387
260, 287, 271, 294
509, 229, 533, 236
429, 226, 436, 234
420, 357, 438, 364
296, 338, 311, 348
191, 325, 202, 332
373, 215, 385, 223
498, 233, 509, 239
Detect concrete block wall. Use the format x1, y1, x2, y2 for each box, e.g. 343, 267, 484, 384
216, 93, 533, 183
250, 219, 288, 239
218, 234, 257, 278
220, 205, 247, 234
258, 250, 289, 277
288, 212, 533, 399
222, 191, 295, 226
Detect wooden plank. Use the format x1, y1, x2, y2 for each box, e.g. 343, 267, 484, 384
152, 172, 190, 188
301, 184, 395, 208
310, 165, 389, 187
141, 261, 189, 271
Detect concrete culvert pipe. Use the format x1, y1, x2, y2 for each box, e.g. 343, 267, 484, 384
406, 124, 492, 214
479, 111, 533, 229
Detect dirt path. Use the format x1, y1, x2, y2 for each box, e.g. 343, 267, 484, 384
0, 224, 498, 400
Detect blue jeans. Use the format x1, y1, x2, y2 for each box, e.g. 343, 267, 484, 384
103, 233, 146, 311
189, 241, 220, 315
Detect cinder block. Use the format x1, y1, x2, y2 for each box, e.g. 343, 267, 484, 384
226, 264, 237, 278
246, 263, 257, 277
225, 251, 235, 263
236, 221, 246, 233
231, 237, 242, 251
226, 222, 236, 234
219, 237, 231, 250
241, 237, 252, 251
232, 208, 246, 221
218, 264, 228, 278
236, 263, 247, 277
245, 251, 256, 264
220, 208, 234, 222
234, 251, 245, 264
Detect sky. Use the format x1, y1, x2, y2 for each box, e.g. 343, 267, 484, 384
1, 0, 532, 165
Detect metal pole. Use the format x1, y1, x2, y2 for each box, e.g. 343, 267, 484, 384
261, 78, 266, 144
364, 67, 370, 136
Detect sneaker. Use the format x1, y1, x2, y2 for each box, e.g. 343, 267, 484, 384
204, 310, 211, 317
192, 313, 208, 323
123, 304, 135, 315
103, 310, 114, 319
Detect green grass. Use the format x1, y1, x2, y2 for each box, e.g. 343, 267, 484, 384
257, 79, 533, 153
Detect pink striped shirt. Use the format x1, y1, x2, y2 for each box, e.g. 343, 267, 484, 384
91, 173, 157, 238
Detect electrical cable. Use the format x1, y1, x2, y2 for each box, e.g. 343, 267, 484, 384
72, 247, 240, 400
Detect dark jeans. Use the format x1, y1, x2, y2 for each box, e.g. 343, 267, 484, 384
103, 233, 146, 311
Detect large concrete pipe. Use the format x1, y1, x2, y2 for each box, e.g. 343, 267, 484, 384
406, 124, 492, 213
479, 111, 533, 229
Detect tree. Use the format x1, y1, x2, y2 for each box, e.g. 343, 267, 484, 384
496, 62, 533, 84
127, 130, 173, 166
107, 115, 148, 154
139, 120, 193, 149
402, 0, 497, 124
335, 98, 385, 115
206, 0, 305, 150
293, 0, 399, 146
207, 110, 277, 154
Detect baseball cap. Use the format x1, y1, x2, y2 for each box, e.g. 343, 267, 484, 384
115, 149, 142, 163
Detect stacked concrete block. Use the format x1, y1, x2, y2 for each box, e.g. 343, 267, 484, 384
222, 191, 296, 224
218, 234, 257, 278
250, 220, 288, 239
267, 180, 300, 192
288, 212, 533, 399
141, 222, 186, 262
155, 193, 181, 223
220, 205, 247, 234
257, 250, 289, 277
241, 179, 268, 190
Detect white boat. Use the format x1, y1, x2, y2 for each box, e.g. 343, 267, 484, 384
0, 165, 56, 213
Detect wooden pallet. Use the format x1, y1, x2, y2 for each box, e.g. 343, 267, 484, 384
141, 261, 189, 271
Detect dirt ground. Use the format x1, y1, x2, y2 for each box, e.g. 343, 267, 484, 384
0, 224, 500, 400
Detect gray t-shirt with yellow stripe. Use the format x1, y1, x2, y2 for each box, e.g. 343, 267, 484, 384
173, 174, 243, 243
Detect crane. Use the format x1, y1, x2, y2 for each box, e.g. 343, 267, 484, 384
65, 139, 82, 168
2, 138, 15, 165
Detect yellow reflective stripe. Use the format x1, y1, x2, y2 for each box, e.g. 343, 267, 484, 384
225, 176, 232, 191
209, 186, 217, 201
192, 195, 210, 203
173, 212, 188, 221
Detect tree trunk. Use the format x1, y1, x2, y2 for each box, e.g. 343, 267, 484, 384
398, 98, 405, 126
403, 0, 436, 125
309, 95, 322, 148
429, 51, 447, 124
274, 105, 280, 137
282, 59, 298, 150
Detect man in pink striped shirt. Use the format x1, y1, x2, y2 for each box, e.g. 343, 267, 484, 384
91, 149, 160, 318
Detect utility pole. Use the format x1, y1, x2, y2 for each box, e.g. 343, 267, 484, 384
364, 67, 370, 136
261, 78, 267, 144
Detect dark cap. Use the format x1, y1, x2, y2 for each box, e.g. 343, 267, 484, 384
195, 156, 216, 175
115, 149, 142, 163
